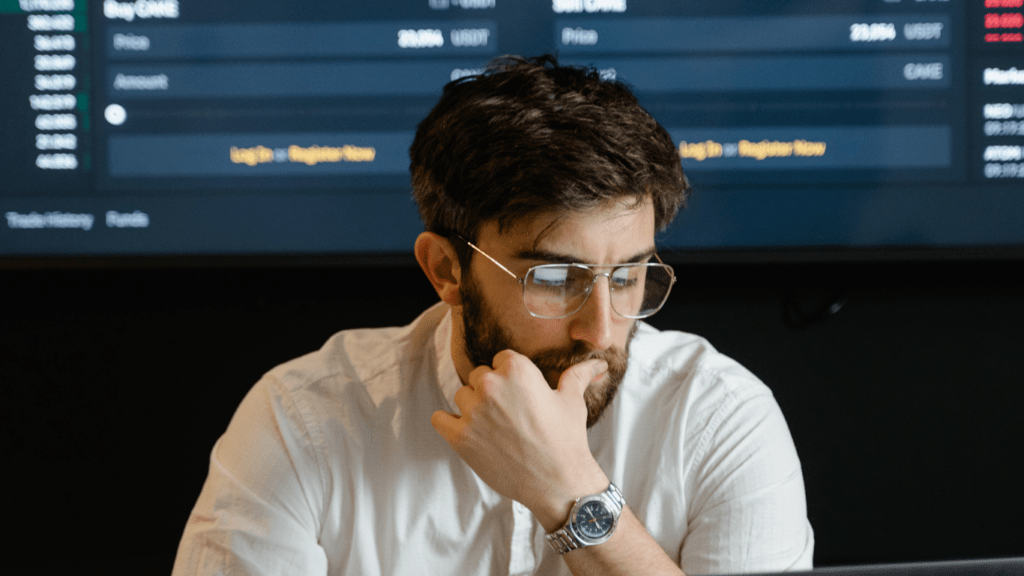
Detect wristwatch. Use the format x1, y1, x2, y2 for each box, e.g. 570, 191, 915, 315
545, 482, 625, 554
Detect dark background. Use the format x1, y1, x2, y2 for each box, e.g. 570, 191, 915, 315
2, 257, 1022, 575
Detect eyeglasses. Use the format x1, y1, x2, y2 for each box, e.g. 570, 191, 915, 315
458, 236, 676, 320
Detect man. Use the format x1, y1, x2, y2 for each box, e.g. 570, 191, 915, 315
172, 55, 813, 575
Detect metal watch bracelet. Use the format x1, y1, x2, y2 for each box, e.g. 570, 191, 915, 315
546, 482, 625, 555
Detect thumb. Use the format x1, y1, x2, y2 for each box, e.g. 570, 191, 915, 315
557, 358, 609, 397
431, 410, 464, 446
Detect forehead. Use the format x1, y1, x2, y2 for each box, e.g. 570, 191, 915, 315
479, 199, 656, 263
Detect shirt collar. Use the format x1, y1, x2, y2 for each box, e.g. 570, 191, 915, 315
433, 306, 463, 415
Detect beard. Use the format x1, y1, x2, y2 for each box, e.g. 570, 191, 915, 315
460, 270, 636, 429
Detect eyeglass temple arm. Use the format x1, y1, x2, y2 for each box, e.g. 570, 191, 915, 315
654, 253, 677, 286
461, 235, 674, 285
459, 237, 521, 282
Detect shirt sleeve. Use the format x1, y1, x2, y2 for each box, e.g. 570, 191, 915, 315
171, 376, 329, 576
680, 382, 815, 575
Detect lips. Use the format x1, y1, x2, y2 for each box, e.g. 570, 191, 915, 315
535, 349, 616, 390
536, 357, 590, 387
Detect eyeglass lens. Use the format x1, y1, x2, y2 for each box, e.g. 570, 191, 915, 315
523, 264, 674, 319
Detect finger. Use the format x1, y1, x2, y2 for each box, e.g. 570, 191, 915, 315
490, 348, 521, 372
469, 366, 509, 399
431, 410, 464, 445
492, 349, 547, 388
453, 384, 480, 411
557, 358, 609, 397
467, 364, 494, 390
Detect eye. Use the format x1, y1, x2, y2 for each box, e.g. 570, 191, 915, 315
530, 266, 569, 287
610, 266, 639, 288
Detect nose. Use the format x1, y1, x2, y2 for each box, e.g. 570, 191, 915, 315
568, 275, 617, 351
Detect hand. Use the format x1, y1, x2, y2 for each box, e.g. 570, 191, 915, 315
431, 349, 610, 531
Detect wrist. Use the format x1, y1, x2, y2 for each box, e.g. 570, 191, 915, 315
545, 482, 626, 555
532, 463, 610, 533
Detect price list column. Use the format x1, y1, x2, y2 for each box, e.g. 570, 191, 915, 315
975, 0, 1024, 179
0, 0, 89, 194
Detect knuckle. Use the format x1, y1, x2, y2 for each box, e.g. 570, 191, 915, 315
492, 349, 517, 366
480, 377, 502, 397
477, 370, 503, 394
468, 365, 492, 388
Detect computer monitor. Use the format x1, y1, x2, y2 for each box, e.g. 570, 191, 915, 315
2, 0, 1022, 265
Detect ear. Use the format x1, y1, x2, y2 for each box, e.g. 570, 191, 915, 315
414, 232, 463, 307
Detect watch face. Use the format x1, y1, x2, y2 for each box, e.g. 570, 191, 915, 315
574, 500, 614, 539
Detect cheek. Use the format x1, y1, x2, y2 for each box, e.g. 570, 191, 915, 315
603, 318, 638, 356
616, 318, 636, 343
505, 314, 572, 354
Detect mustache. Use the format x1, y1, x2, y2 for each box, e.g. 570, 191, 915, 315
531, 342, 628, 388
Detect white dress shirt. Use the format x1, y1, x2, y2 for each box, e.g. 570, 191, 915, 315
172, 302, 813, 576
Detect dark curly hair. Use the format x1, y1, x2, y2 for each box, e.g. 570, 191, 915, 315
410, 54, 690, 266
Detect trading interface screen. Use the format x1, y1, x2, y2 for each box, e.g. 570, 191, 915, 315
1, 0, 1022, 260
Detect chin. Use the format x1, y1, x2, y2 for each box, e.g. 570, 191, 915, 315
583, 379, 619, 429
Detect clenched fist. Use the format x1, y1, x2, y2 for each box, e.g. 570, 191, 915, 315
432, 349, 611, 531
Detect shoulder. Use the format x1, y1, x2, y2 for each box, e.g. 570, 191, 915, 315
621, 323, 792, 479
614, 325, 812, 573
627, 322, 774, 415
249, 303, 450, 445
266, 303, 448, 398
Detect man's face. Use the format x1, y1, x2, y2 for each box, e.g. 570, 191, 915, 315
455, 199, 656, 428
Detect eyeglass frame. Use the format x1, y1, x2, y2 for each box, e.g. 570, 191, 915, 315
456, 235, 677, 320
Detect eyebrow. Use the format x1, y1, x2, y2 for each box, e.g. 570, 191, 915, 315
514, 246, 658, 266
